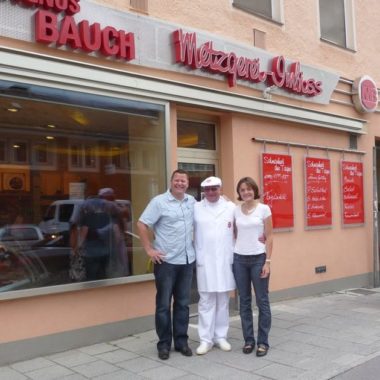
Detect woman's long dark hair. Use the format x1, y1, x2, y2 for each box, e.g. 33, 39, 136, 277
236, 177, 260, 201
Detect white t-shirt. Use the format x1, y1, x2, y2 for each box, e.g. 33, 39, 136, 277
234, 203, 272, 255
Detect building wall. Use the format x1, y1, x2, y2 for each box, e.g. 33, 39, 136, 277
0, 0, 378, 364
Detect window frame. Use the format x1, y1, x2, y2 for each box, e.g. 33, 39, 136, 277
232, 0, 284, 24
318, 0, 356, 51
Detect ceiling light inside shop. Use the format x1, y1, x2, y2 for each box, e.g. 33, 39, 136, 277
71, 110, 89, 126
47, 124, 56, 128
6, 102, 22, 112
46, 136, 55, 140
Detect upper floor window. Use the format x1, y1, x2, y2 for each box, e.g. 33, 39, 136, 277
319, 0, 356, 50
233, 0, 283, 23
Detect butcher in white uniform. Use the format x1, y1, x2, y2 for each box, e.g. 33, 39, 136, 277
194, 176, 236, 355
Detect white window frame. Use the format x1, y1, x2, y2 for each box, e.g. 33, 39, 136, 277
68, 140, 99, 172
31, 140, 57, 170
318, 0, 356, 51
10, 139, 29, 164
232, 0, 284, 24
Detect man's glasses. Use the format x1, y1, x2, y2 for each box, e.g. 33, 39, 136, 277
203, 187, 219, 192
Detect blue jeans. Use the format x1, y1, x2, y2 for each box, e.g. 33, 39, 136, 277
154, 261, 194, 351
233, 253, 271, 348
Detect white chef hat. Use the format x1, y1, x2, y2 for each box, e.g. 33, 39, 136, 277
201, 176, 222, 187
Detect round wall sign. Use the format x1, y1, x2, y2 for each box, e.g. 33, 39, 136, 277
352, 75, 378, 113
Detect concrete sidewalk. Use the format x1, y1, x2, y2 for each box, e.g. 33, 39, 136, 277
1, 288, 380, 380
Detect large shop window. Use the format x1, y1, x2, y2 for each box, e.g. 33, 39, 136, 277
233, 0, 283, 23
0, 80, 166, 293
319, 0, 356, 50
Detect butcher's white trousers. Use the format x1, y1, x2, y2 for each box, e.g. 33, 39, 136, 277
198, 291, 230, 344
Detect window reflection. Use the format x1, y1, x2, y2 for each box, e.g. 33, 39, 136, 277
0, 81, 166, 292
177, 120, 215, 150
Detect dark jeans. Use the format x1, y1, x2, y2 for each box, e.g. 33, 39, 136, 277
154, 261, 194, 351
233, 253, 271, 348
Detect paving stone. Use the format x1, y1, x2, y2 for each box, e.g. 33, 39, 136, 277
275, 340, 319, 355
332, 353, 367, 366
72, 360, 120, 378
110, 336, 140, 346
78, 343, 118, 356
57, 375, 88, 380
10, 357, 54, 373
95, 349, 139, 364
0, 367, 28, 380
117, 356, 163, 373
26, 364, 74, 380
255, 362, 306, 380
92, 369, 147, 379
49, 352, 98, 367
139, 364, 189, 379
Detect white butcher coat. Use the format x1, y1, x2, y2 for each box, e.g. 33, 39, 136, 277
194, 197, 236, 292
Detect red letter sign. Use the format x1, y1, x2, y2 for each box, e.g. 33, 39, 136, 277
341, 160, 364, 225
262, 153, 294, 229
305, 157, 332, 227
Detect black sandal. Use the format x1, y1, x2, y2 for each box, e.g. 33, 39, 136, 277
256, 344, 268, 357
242, 343, 254, 354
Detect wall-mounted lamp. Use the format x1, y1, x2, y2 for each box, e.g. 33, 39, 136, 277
262, 85, 276, 100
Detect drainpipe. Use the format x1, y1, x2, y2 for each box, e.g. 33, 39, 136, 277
373, 147, 380, 287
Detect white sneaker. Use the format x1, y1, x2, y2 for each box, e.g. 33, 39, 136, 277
215, 339, 232, 352
196, 342, 213, 355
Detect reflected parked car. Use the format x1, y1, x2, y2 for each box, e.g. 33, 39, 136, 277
39, 199, 132, 238
0, 224, 44, 249
0, 224, 71, 291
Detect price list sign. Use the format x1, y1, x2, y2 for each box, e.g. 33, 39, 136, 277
304, 157, 332, 227
341, 160, 364, 225
262, 153, 294, 229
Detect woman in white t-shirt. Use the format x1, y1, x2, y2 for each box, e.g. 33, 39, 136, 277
233, 177, 273, 357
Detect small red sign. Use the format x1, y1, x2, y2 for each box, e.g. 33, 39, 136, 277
341, 160, 364, 225
305, 157, 332, 227
262, 153, 294, 229
352, 76, 378, 113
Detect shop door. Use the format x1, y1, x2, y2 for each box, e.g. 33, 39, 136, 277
178, 162, 217, 201
177, 119, 219, 308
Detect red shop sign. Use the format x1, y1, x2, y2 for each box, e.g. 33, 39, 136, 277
173, 29, 323, 96
304, 157, 332, 228
262, 153, 294, 229
341, 160, 365, 225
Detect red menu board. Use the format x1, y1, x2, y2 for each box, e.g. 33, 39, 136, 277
262, 153, 294, 229
341, 160, 364, 225
305, 157, 332, 227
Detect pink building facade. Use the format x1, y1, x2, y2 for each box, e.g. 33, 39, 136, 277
0, 0, 379, 364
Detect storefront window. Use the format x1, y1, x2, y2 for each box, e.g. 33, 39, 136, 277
177, 120, 215, 150
0, 80, 166, 292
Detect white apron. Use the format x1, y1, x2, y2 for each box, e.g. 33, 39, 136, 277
194, 197, 236, 292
